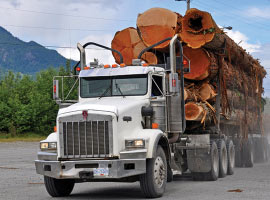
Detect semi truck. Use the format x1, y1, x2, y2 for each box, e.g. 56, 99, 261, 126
35, 35, 268, 198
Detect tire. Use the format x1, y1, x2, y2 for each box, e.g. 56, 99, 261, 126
140, 145, 167, 198
204, 140, 219, 181
217, 139, 228, 178
167, 165, 173, 182
44, 176, 75, 197
263, 139, 269, 162
234, 139, 243, 167
244, 139, 254, 168
226, 139, 235, 175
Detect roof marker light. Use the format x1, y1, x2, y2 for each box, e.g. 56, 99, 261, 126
104, 64, 111, 69
120, 63, 126, 67
84, 66, 90, 70
142, 63, 149, 67
112, 64, 118, 68
76, 67, 81, 71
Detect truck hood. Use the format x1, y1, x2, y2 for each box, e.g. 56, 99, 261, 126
58, 97, 149, 117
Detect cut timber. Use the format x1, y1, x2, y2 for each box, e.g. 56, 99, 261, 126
137, 8, 182, 51
182, 46, 218, 80
111, 27, 158, 65
185, 102, 206, 121
198, 83, 217, 101
180, 8, 221, 49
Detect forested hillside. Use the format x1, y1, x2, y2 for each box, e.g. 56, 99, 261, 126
0, 26, 76, 74
0, 61, 77, 135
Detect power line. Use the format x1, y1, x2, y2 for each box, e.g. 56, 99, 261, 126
193, 0, 270, 32
0, 42, 109, 50
213, 0, 270, 28
2, 24, 109, 32
0, 6, 134, 22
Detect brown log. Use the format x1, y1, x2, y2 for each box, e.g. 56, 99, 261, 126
180, 8, 221, 49
181, 46, 218, 80
198, 83, 217, 101
137, 8, 182, 51
111, 27, 158, 65
185, 102, 206, 121
180, 8, 266, 80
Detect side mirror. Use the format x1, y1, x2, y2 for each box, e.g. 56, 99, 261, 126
169, 73, 179, 94
53, 80, 59, 100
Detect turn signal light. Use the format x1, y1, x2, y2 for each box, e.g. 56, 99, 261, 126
54, 126, 57, 132
76, 67, 81, 71
183, 60, 188, 65
152, 123, 159, 129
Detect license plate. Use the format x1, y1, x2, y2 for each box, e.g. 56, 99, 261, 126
93, 168, 109, 177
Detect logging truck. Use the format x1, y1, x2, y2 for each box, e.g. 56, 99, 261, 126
35, 8, 269, 198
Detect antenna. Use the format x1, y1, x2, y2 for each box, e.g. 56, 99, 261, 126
175, 0, 191, 11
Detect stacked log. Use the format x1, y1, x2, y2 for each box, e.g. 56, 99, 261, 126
110, 8, 266, 134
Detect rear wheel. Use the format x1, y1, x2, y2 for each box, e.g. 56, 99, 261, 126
44, 176, 75, 197
217, 139, 228, 178
226, 139, 235, 175
140, 145, 167, 198
244, 139, 254, 167
204, 140, 219, 181
234, 138, 243, 167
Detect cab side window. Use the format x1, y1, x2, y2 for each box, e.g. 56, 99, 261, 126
152, 76, 163, 96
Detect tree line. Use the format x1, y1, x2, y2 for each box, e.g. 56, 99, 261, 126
0, 61, 77, 136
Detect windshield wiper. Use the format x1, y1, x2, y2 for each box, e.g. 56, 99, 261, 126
115, 83, 125, 98
99, 86, 111, 99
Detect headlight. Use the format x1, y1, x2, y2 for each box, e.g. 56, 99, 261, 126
125, 139, 145, 148
40, 142, 57, 150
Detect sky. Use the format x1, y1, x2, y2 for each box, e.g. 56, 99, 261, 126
0, 0, 270, 96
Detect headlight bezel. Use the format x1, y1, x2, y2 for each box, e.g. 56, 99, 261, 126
125, 139, 145, 148
40, 142, 57, 151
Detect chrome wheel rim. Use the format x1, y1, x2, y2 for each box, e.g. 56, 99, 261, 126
154, 156, 165, 188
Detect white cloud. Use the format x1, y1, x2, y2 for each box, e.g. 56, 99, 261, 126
225, 29, 261, 53
57, 33, 115, 64
246, 7, 270, 19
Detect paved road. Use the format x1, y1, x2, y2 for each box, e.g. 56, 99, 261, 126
0, 142, 270, 200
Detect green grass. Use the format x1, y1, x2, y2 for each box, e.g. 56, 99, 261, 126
0, 133, 46, 142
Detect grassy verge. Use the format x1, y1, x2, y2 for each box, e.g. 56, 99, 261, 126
0, 133, 46, 142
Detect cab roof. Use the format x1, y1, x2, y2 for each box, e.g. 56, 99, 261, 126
79, 65, 165, 77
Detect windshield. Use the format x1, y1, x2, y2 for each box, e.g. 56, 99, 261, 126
80, 74, 148, 98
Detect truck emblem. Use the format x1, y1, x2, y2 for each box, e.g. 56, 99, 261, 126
82, 110, 88, 120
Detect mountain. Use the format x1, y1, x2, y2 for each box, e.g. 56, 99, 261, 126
0, 26, 76, 74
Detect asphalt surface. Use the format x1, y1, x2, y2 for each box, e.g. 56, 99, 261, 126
0, 142, 270, 200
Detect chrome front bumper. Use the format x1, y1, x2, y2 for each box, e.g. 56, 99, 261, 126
35, 158, 146, 179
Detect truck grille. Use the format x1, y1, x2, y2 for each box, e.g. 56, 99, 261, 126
62, 121, 110, 158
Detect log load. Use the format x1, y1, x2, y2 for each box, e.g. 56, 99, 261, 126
137, 8, 182, 51
111, 27, 158, 65
110, 7, 266, 135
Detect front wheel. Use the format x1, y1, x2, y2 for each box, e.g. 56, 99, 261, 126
44, 176, 75, 197
140, 146, 167, 198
